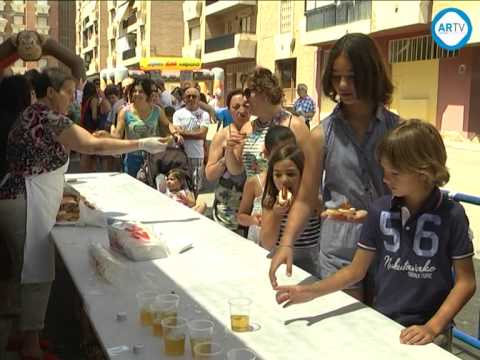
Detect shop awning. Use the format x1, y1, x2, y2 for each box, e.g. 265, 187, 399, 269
139, 57, 202, 71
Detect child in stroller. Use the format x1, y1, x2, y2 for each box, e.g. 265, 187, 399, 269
137, 145, 206, 214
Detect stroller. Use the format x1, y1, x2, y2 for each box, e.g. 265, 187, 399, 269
137, 144, 194, 194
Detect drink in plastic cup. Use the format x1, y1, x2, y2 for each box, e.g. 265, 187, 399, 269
229, 297, 252, 332
135, 291, 157, 326
152, 293, 180, 337
188, 319, 214, 356
162, 316, 187, 356
193, 341, 223, 360
226, 348, 257, 360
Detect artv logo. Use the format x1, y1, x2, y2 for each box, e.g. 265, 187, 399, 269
431, 7, 472, 51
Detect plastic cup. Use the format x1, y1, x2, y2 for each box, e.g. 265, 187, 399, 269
228, 297, 252, 332
226, 348, 257, 360
188, 319, 214, 356
162, 316, 187, 356
152, 293, 180, 337
135, 291, 157, 326
193, 341, 223, 360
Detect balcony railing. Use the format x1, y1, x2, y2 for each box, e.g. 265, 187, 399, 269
0, 17, 7, 32
122, 47, 137, 60
35, 2, 49, 15
122, 12, 137, 29
37, 25, 49, 35
305, 0, 371, 32
10, 1, 25, 14
205, 33, 235, 53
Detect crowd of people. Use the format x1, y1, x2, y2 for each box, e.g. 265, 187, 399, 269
0, 30, 476, 360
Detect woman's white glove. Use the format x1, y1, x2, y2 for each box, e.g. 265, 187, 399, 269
137, 137, 168, 154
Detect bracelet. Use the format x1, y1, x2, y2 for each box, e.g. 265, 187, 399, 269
278, 244, 293, 249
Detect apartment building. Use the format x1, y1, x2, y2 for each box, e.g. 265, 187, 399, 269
106, 0, 183, 75
76, 0, 108, 78
182, 0, 318, 110
183, 1, 258, 97
0, 0, 61, 74
300, 0, 480, 137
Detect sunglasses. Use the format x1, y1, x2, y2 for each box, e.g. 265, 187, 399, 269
243, 88, 253, 99
185, 94, 198, 99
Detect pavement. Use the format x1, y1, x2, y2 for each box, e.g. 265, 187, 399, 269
6, 137, 480, 359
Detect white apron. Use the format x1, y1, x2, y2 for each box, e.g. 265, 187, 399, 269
22, 160, 68, 283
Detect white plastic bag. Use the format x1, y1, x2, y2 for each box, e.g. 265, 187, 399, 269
88, 242, 129, 286
108, 221, 170, 261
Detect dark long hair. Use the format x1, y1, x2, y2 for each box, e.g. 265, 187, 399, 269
262, 144, 305, 209
81, 81, 97, 109
0, 75, 32, 178
322, 33, 393, 105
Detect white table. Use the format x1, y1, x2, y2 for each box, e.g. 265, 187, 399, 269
52, 173, 458, 360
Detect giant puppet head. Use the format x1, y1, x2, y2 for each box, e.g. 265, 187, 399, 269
11, 31, 45, 61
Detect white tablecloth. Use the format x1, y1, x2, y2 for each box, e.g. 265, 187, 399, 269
51, 173, 458, 360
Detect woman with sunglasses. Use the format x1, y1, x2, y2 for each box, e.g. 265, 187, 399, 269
226, 67, 311, 181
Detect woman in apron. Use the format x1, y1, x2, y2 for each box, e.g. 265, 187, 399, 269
269, 33, 399, 301
0, 67, 168, 360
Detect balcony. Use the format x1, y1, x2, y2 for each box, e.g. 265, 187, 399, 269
37, 25, 50, 36
371, 1, 431, 33
108, 26, 117, 40
107, 0, 116, 11
11, 23, 26, 33
35, 2, 50, 15
89, 34, 98, 47
87, 59, 99, 76
203, 32, 256, 64
122, 47, 137, 60
183, 0, 202, 21
302, 0, 372, 45
0, 17, 7, 32
10, 1, 25, 14
182, 40, 201, 59
205, 0, 256, 17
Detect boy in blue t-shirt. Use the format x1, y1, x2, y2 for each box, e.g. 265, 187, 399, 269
275, 119, 476, 347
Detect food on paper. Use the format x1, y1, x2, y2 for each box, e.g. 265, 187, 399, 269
278, 185, 292, 206
109, 221, 170, 261
56, 192, 106, 227
321, 202, 367, 222
56, 194, 80, 222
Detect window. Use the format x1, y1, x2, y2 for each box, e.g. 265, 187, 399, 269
38, 59, 47, 68
240, 16, 251, 33
37, 16, 47, 26
189, 25, 200, 42
110, 39, 116, 51
280, 0, 293, 33
13, 15, 23, 24
110, 9, 115, 23
275, 58, 297, 104
388, 35, 459, 63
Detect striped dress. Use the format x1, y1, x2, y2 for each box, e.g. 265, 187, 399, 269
275, 213, 321, 277
242, 110, 291, 178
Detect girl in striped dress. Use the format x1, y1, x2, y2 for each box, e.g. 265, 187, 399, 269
261, 143, 321, 276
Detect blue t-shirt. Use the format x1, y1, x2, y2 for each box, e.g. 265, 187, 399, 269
215, 107, 233, 128
358, 187, 474, 327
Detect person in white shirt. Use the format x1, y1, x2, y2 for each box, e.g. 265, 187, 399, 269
172, 87, 210, 194
156, 78, 174, 108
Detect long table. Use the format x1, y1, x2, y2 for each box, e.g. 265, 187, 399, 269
52, 173, 458, 360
